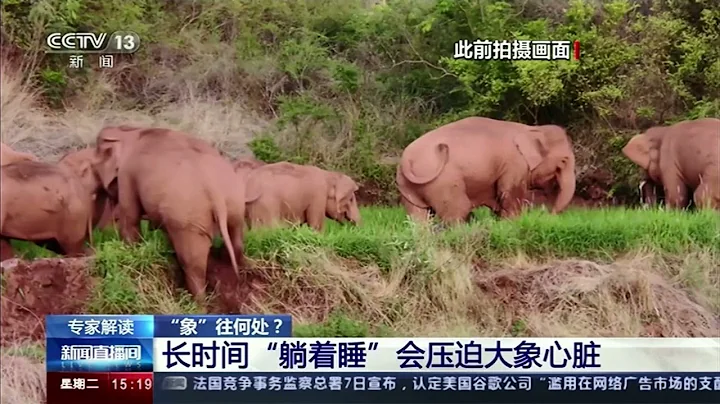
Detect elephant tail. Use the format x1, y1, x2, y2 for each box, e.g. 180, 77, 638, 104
400, 143, 449, 185
213, 198, 240, 277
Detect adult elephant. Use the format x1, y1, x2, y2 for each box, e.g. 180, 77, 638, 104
1, 143, 36, 166
244, 162, 361, 231
0, 160, 95, 257
622, 118, 719, 210
92, 125, 250, 303
396, 117, 576, 223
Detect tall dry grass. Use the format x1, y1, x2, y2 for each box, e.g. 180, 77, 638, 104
0, 62, 270, 160
0, 349, 45, 404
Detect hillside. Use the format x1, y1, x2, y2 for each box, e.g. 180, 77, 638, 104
1, 1, 719, 403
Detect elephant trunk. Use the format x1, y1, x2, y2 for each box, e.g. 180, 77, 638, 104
347, 202, 362, 225
551, 163, 575, 214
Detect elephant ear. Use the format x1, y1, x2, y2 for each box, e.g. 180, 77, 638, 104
622, 134, 652, 170
244, 173, 262, 203
327, 173, 356, 211
514, 130, 547, 171
75, 158, 98, 189
70, 157, 94, 179
327, 173, 341, 208
94, 138, 122, 190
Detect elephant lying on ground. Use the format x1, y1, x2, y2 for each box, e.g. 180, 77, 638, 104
244, 162, 362, 231
0, 160, 94, 257
396, 117, 576, 223
623, 118, 719, 210
1, 143, 36, 166
92, 126, 250, 303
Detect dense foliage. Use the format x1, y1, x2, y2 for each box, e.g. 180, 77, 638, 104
2, 0, 719, 202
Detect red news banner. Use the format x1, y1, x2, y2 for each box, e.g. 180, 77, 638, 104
48, 372, 153, 404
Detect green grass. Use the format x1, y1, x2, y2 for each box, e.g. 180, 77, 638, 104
7, 206, 720, 337
244, 206, 719, 267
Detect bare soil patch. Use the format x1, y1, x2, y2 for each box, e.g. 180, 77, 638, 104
206, 247, 270, 313
0, 251, 272, 344
1, 258, 93, 344
356, 180, 392, 206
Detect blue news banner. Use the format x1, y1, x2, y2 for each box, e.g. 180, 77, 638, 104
47, 315, 720, 403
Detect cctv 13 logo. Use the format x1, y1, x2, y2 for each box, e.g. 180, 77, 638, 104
46, 31, 141, 54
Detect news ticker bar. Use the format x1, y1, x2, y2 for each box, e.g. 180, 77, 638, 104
47, 372, 720, 404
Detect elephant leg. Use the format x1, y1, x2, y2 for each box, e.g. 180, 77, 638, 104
401, 195, 432, 222
429, 186, 473, 225
57, 214, 93, 257
662, 175, 690, 210
693, 176, 720, 210
167, 228, 212, 304
305, 203, 326, 232
57, 237, 89, 257
248, 204, 276, 229
496, 176, 527, 219
0, 238, 15, 261
117, 180, 143, 243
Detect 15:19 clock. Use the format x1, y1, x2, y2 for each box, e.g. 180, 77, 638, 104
112, 377, 153, 390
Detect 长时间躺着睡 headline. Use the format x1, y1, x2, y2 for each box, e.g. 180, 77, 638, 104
151, 337, 720, 373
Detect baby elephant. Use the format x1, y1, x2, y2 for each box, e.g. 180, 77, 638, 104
244, 162, 362, 231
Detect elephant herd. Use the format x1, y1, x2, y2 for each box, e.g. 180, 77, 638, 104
397, 117, 719, 221
0, 117, 718, 303
1, 126, 362, 302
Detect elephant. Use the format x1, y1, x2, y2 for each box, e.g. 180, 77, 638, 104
396, 117, 576, 223
622, 118, 720, 210
92, 125, 250, 302
1, 142, 36, 166
58, 147, 117, 229
0, 160, 95, 257
243, 162, 362, 231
